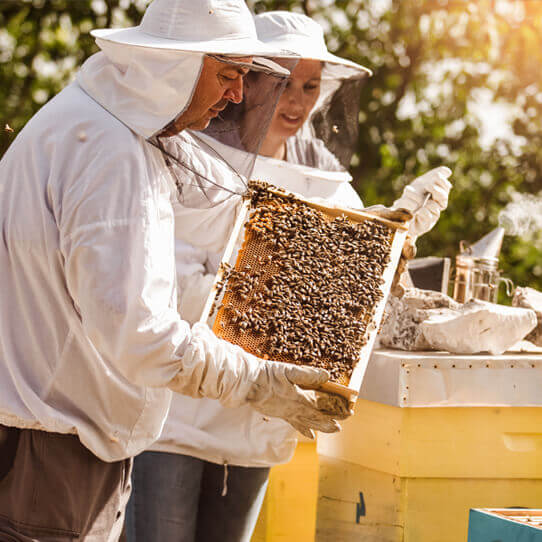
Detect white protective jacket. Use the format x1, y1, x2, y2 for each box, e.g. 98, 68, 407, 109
0, 41, 246, 462
153, 152, 364, 467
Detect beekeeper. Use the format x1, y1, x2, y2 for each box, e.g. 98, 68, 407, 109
0, 1, 351, 539
126, 10, 452, 542
251, 12, 452, 235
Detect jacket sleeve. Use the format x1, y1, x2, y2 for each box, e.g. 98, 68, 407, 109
59, 137, 191, 387
177, 272, 216, 326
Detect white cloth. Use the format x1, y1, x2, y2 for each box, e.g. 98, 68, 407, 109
154, 159, 363, 466
380, 290, 537, 355
420, 300, 537, 355
0, 40, 246, 462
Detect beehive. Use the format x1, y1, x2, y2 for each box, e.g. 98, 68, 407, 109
469, 509, 542, 541
202, 182, 408, 399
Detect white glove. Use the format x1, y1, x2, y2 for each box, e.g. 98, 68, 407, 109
392, 167, 452, 238
246, 362, 351, 439
168, 322, 350, 438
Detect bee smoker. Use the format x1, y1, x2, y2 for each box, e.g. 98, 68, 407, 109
453, 253, 475, 303
452, 228, 513, 304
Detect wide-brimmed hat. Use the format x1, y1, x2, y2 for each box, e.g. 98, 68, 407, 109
91, 0, 292, 64
254, 11, 372, 77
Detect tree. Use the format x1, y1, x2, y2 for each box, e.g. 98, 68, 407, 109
0, 0, 150, 155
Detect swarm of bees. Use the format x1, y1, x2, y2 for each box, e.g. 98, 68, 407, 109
211, 181, 394, 383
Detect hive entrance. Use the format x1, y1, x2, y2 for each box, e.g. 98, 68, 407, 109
210, 182, 396, 386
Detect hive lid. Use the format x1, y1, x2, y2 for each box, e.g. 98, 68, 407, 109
461, 227, 505, 259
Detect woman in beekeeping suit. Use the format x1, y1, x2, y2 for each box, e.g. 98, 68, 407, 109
127, 10, 452, 542
250, 12, 452, 223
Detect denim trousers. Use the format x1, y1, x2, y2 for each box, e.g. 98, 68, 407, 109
125, 451, 270, 542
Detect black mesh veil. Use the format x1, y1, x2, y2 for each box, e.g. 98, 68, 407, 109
311, 76, 366, 169
291, 61, 370, 173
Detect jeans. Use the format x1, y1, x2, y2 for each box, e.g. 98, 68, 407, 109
125, 451, 270, 542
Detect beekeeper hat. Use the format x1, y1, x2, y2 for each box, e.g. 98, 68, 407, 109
91, 0, 291, 68
254, 11, 372, 169
254, 11, 372, 78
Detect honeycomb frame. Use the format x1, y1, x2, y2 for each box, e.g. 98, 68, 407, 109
201, 186, 409, 400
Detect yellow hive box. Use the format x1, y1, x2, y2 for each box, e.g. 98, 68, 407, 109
316, 400, 542, 542
252, 441, 319, 542
252, 349, 542, 542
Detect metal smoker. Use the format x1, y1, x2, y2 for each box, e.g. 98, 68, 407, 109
452, 228, 513, 304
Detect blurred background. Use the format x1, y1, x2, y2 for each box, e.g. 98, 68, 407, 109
1, 0, 541, 294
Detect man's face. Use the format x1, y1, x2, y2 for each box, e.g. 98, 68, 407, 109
164, 56, 252, 135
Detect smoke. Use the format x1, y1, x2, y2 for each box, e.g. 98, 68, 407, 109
498, 193, 542, 237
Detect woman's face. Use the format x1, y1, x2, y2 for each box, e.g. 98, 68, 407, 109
268, 58, 322, 140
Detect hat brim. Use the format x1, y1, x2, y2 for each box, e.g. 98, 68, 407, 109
252, 36, 372, 77
206, 54, 292, 77
91, 26, 293, 59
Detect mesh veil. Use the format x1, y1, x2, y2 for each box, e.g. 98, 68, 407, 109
148, 55, 296, 209
297, 62, 370, 172
312, 77, 366, 169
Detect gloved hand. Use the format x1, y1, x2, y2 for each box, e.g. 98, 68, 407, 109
247, 362, 352, 439
392, 167, 452, 238
168, 322, 351, 438
391, 235, 417, 298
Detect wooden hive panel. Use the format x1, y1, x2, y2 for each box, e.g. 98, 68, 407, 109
489, 509, 542, 528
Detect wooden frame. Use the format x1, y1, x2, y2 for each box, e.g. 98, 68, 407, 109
201, 192, 409, 401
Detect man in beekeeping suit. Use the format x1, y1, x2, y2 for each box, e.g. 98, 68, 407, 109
0, 1, 350, 539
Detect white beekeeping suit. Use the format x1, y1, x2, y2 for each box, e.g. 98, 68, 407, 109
151, 12, 372, 467
0, 1, 346, 464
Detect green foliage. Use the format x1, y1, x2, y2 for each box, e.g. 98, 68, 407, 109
2, 0, 542, 293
